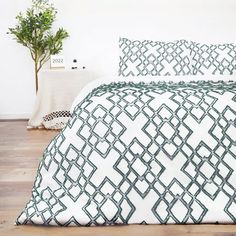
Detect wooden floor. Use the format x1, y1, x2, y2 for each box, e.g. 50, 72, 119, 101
0, 121, 236, 236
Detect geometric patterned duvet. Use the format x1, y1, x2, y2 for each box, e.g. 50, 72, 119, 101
16, 80, 236, 226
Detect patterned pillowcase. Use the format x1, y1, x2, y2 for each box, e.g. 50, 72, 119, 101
190, 41, 236, 75
118, 37, 192, 77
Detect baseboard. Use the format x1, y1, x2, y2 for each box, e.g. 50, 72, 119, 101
0, 113, 30, 120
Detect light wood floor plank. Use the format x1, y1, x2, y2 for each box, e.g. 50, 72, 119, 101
0, 121, 235, 236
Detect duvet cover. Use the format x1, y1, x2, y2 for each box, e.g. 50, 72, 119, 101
17, 76, 236, 226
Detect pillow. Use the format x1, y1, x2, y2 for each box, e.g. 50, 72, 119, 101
190, 42, 236, 75
119, 38, 192, 77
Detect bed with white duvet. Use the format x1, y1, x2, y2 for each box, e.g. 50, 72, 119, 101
16, 75, 236, 226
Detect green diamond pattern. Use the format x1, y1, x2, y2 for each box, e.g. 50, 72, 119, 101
119, 38, 192, 76
16, 80, 236, 226
190, 42, 236, 75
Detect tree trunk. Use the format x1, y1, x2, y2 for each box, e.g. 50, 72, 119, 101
34, 61, 38, 93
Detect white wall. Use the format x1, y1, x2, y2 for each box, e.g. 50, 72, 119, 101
0, 0, 236, 118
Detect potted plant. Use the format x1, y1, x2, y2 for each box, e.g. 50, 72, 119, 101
8, 0, 69, 93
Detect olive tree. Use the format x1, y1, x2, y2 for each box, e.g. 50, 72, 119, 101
8, 0, 69, 92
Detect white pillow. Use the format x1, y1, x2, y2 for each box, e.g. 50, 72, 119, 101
119, 38, 192, 77
190, 41, 236, 75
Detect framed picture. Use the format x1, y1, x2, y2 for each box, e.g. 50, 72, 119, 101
50, 55, 65, 68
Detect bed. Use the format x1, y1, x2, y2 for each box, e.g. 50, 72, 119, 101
16, 38, 236, 226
